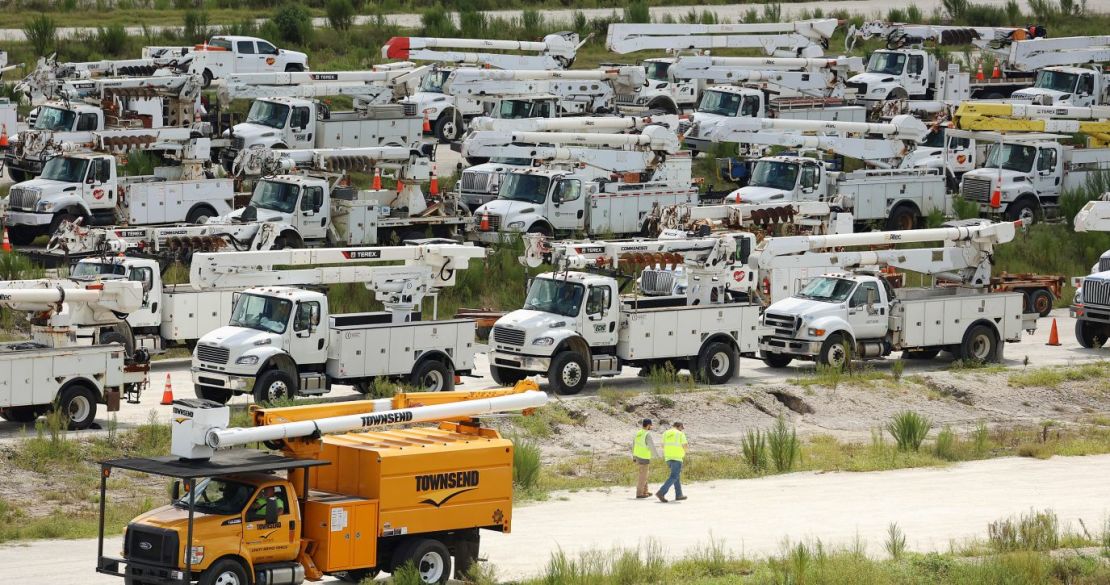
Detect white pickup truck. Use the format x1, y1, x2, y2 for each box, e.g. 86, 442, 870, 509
150, 36, 308, 86
3, 152, 232, 245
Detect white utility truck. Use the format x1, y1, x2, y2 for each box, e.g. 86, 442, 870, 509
606, 19, 839, 113
446, 66, 646, 122
153, 35, 308, 86
1071, 197, 1110, 348
191, 243, 486, 403
489, 234, 761, 394
4, 146, 230, 245
216, 65, 428, 108
469, 125, 696, 241
4, 74, 205, 182
382, 33, 583, 141
755, 221, 1038, 368
0, 279, 148, 429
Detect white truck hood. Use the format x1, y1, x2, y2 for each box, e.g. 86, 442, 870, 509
215, 205, 289, 223
1010, 87, 1069, 104
688, 113, 728, 139
11, 178, 73, 195
964, 167, 1022, 182
766, 295, 845, 325
899, 147, 943, 169
229, 122, 281, 141
726, 185, 790, 204
847, 72, 897, 99
405, 92, 452, 116
496, 309, 572, 336
474, 198, 542, 224
200, 325, 282, 351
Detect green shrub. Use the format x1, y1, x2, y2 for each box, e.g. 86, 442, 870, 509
989, 510, 1060, 552
272, 3, 313, 45
421, 6, 455, 38
325, 0, 354, 32
767, 416, 800, 473
934, 425, 960, 461
887, 411, 932, 452
624, 1, 650, 23
741, 428, 768, 472
24, 14, 58, 57
520, 9, 543, 39
886, 522, 907, 560
512, 435, 541, 491
458, 0, 487, 37
182, 10, 208, 44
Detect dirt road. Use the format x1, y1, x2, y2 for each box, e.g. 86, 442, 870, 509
2, 454, 1107, 583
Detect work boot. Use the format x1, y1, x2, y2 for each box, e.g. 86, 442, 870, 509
675, 495, 688, 501
656, 492, 667, 502
636, 492, 651, 499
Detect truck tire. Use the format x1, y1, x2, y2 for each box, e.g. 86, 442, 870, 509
0, 406, 40, 423
526, 223, 553, 237
548, 351, 588, 395
1026, 288, 1054, 317
957, 324, 998, 363
195, 385, 232, 404
186, 204, 217, 224
646, 99, 678, 115
490, 365, 527, 386
1006, 198, 1038, 224
6, 167, 28, 183
48, 212, 78, 237
198, 559, 248, 585
410, 360, 454, 392
272, 232, 304, 250
902, 348, 940, 360
57, 383, 97, 430
99, 330, 135, 358
392, 538, 452, 584
253, 369, 295, 403
201, 69, 214, 88
818, 333, 851, 370
6, 225, 39, 246
760, 351, 793, 369
285, 63, 305, 72
694, 341, 737, 384
1075, 320, 1110, 349
434, 111, 463, 143
885, 205, 918, 231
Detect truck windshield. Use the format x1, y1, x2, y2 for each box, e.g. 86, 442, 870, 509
174, 478, 254, 516
246, 100, 290, 129
32, 106, 77, 131
492, 157, 532, 165
229, 293, 292, 334
748, 160, 799, 191
40, 157, 89, 182
645, 61, 671, 82
1033, 69, 1078, 93
498, 173, 550, 204
919, 128, 944, 148
796, 276, 856, 303
497, 99, 539, 119
866, 52, 906, 76
523, 278, 585, 317
697, 90, 743, 116
983, 143, 1037, 173
71, 261, 126, 278
420, 70, 450, 93
250, 180, 300, 213
207, 38, 233, 51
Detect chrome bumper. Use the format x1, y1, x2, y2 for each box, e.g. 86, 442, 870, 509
759, 336, 823, 358
4, 211, 52, 226
191, 367, 253, 392
488, 350, 550, 373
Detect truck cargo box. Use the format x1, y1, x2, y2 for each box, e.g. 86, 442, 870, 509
616, 302, 761, 360
325, 315, 475, 379
892, 288, 1028, 348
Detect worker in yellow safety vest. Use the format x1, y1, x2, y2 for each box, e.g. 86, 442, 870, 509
632, 418, 659, 499
656, 421, 688, 502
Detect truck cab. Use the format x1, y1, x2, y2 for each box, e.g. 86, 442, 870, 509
193, 286, 328, 403
402, 68, 483, 143
725, 156, 824, 204
190, 35, 308, 86
682, 86, 766, 153
217, 175, 331, 246
456, 157, 533, 210
472, 168, 590, 242
898, 126, 979, 179
227, 97, 317, 153
959, 139, 1062, 222
618, 57, 700, 114
4, 153, 116, 244
847, 49, 932, 102
1011, 66, 1106, 107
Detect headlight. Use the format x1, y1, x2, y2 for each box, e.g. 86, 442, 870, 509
235, 355, 259, 365
532, 337, 554, 346
189, 546, 205, 564
1074, 289, 1083, 305
36, 201, 54, 212
507, 221, 525, 230
870, 88, 884, 95
807, 328, 826, 337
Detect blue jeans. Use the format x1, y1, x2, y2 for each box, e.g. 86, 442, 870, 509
658, 459, 683, 498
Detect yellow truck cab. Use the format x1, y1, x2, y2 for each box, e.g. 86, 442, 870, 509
98, 398, 519, 585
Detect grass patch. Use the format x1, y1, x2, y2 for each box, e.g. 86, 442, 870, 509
1009, 362, 1110, 389
509, 401, 578, 439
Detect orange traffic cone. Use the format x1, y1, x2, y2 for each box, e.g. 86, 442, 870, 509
991, 62, 1001, 79
422, 114, 431, 133
990, 177, 1002, 209
429, 167, 439, 195
0, 124, 8, 148
160, 373, 175, 405
372, 168, 382, 190
1, 227, 10, 253
976, 62, 985, 81
1047, 318, 1061, 346
396, 178, 404, 194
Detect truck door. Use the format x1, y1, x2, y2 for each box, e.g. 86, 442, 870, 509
946, 135, 974, 174
289, 299, 328, 366
1075, 73, 1096, 107
581, 283, 618, 348
289, 105, 313, 148
84, 156, 113, 210
1034, 146, 1060, 197
294, 185, 327, 240
256, 41, 282, 72
905, 53, 928, 97
799, 163, 821, 202
846, 280, 889, 340
126, 263, 161, 329
549, 178, 585, 232
243, 484, 299, 564
235, 40, 259, 73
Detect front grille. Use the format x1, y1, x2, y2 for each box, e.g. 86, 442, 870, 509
477, 213, 501, 232
461, 171, 493, 193
763, 312, 797, 336
231, 137, 245, 151
1085, 278, 1110, 308
196, 344, 229, 365
640, 269, 678, 296
402, 102, 417, 117
492, 325, 525, 347
616, 93, 637, 105
846, 80, 868, 95
125, 526, 178, 567
962, 177, 992, 203
1099, 256, 1110, 273
7, 187, 38, 211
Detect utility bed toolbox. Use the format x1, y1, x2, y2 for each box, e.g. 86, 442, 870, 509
325, 317, 475, 379
617, 303, 761, 360
893, 289, 1027, 347
160, 289, 237, 342
304, 494, 378, 572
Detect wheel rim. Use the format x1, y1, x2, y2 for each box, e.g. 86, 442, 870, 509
561, 361, 583, 388
827, 343, 847, 368
418, 550, 445, 583
266, 380, 288, 402
421, 370, 445, 391
67, 394, 91, 424
969, 333, 992, 360
1034, 295, 1050, 315
213, 570, 240, 585
1018, 206, 1035, 224
709, 350, 731, 377
442, 120, 458, 140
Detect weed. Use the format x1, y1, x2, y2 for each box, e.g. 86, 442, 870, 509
512, 435, 541, 492
271, 3, 312, 44
181, 9, 207, 43
741, 428, 768, 472
324, 0, 353, 32
934, 425, 960, 461
624, 0, 651, 23
1009, 362, 1110, 388
989, 510, 1060, 552
95, 23, 129, 56
891, 359, 905, 383
886, 522, 907, 560
767, 416, 800, 473
887, 411, 933, 452
23, 14, 57, 56
389, 561, 423, 585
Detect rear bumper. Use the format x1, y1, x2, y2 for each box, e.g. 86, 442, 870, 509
191, 367, 253, 393
759, 336, 822, 358
3, 211, 52, 226
488, 350, 550, 373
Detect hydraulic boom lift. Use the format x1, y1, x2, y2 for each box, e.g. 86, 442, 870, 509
606, 19, 838, 57
216, 66, 430, 106
382, 33, 584, 70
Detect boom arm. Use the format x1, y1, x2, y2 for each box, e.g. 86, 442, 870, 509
216, 66, 429, 105
668, 56, 863, 91
606, 19, 838, 57
382, 33, 582, 70
846, 21, 1033, 51
952, 102, 1110, 144
1000, 36, 1110, 72
520, 233, 737, 272
1074, 197, 1110, 232
231, 145, 427, 177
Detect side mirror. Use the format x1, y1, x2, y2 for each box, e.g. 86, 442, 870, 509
171, 481, 181, 501
265, 498, 278, 525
